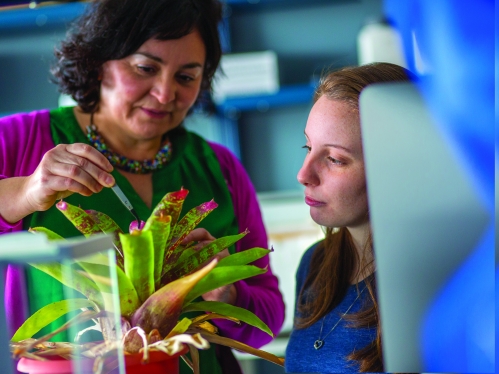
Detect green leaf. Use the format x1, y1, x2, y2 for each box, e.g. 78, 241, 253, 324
183, 265, 266, 305
28, 227, 65, 241
56, 201, 103, 237
120, 231, 155, 303
184, 301, 273, 337
85, 209, 125, 269
152, 188, 189, 229
29, 263, 104, 309
143, 214, 171, 288
85, 210, 121, 233
166, 317, 192, 338
169, 200, 218, 245
11, 299, 95, 342
75, 261, 140, 316
162, 232, 247, 284
130, 259, 218, 338
216, 247, 272, 267
191, 330, 284, 367
176, 244, 196, 264
163, 201, 218, 267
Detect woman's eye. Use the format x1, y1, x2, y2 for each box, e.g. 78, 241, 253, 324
177, 74, 195, 83
302, 145, 311, 153
137, 65, 156, 74
328, 157, 343, 165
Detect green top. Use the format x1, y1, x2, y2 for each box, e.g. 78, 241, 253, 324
23, 106, 239, 374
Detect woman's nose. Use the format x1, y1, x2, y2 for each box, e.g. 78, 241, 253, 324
297, 157, 319, 186
151, 76, 176, 104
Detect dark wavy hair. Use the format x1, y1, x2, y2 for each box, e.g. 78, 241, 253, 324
51, 0, 223, 113
296, 63, 414, 372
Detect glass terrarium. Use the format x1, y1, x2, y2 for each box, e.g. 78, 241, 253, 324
1, 231, 125, 374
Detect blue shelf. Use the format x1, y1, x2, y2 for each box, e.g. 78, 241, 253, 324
216, 83, 316, 114
224, 0, 343, 9
225, 0, 291, 4
0, 2, 88, 31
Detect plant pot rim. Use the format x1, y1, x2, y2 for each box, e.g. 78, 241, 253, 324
17, 345, 188, 373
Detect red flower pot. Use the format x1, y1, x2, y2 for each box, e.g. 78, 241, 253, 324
124, 350, 184, 374
17, 348, 187, 374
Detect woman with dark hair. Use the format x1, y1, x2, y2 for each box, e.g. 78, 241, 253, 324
285, 63, 412, 373
0, 1, 284, 373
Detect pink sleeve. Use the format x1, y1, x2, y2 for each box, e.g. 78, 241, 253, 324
0, 110, 54, 233
0, 110, 53, 338
208, 141, 285, 348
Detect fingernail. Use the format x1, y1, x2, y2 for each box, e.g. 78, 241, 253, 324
105, 175, 115, 186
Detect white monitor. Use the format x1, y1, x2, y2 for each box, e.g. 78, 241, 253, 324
359, 82, 489, 372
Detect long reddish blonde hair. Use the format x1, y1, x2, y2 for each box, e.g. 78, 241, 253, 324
296, 62, 412, 372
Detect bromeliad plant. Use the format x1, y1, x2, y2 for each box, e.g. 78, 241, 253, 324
10, 188, 284, 373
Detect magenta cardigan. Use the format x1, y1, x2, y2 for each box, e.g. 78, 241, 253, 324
0, 109, 285, 348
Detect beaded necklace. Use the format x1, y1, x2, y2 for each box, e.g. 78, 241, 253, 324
86, 114, 172, 174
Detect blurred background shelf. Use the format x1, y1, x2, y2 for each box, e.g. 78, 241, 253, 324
214, 0, 384, 192
0, 2, 87, 30
224, 0, 353, 9
216, 83, 316, 114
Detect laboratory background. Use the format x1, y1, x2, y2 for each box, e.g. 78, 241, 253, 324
0, 0, 494, 373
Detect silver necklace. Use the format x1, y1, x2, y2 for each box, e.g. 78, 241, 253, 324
313, 285, 367, 350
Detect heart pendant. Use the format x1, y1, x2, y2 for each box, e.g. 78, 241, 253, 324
313, 340, 323, 350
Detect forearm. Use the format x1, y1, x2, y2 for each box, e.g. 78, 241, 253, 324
0, 176, 34, 225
